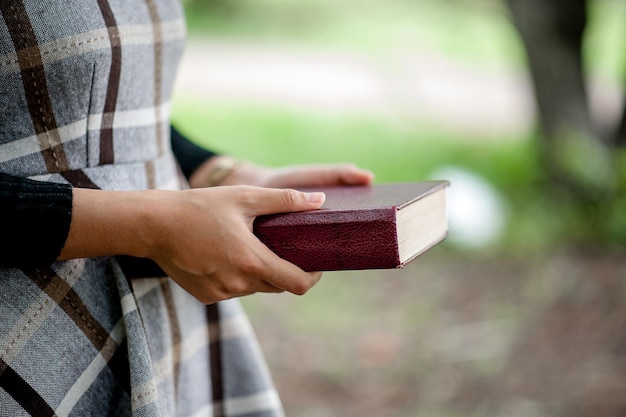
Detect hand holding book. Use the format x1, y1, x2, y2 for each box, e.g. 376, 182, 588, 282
116, 161, 448, 300
141, 186, 329, 303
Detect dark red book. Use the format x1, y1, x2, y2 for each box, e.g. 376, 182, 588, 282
253, 181, 449, 271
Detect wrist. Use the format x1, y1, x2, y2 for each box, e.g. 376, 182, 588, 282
189, 155, 240, 188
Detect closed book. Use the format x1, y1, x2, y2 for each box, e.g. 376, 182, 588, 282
253, 181, 449, 271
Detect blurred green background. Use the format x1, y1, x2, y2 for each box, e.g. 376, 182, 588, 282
172, 0, 626, 416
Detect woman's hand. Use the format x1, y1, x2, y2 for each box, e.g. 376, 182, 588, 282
60, 186, 326, 304
190, 157, 375, 189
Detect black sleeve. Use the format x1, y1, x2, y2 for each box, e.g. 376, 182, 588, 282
0, 173, 73, 268
170, 125, 217, 179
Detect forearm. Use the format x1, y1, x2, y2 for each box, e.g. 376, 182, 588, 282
58, 188, 164, 260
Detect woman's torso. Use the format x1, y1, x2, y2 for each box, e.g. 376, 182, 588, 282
0, 0, 186, 189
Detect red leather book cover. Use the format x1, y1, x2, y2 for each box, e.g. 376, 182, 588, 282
253, 181, 448, 271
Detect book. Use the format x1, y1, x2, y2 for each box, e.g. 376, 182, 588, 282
253, 181, 449, 271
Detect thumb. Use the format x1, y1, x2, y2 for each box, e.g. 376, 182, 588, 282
245, 187, 326, 217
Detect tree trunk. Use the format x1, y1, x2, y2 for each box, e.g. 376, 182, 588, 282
505, 0, 615, 194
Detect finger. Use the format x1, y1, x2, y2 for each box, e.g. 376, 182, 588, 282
238, 227, 323, 295
240, 186, 325, 217
269, 164, 375, 188
265, 266, 322, 296
222, 278, 284, 298
257, 280, 285, 294
254, 243, 323, 295
334, 165, 375, 185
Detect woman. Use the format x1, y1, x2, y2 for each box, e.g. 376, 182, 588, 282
0, 1, 373, 415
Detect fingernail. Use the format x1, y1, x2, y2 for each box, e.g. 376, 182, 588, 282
305, 192, 325, 204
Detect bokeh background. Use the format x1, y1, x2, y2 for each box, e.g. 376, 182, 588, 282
172, 1, 626, 416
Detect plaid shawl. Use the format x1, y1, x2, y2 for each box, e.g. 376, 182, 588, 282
0, 1, 283, 416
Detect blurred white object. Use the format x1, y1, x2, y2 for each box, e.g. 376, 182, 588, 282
430, 166, 506, 249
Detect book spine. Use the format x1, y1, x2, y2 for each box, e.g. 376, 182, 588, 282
253, 209, 400, 271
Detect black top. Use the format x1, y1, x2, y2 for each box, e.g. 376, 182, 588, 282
170, 125, 216, 178
0, 126, 215, 267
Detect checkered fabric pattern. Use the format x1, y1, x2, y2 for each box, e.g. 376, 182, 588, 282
0, 1, 284, 416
